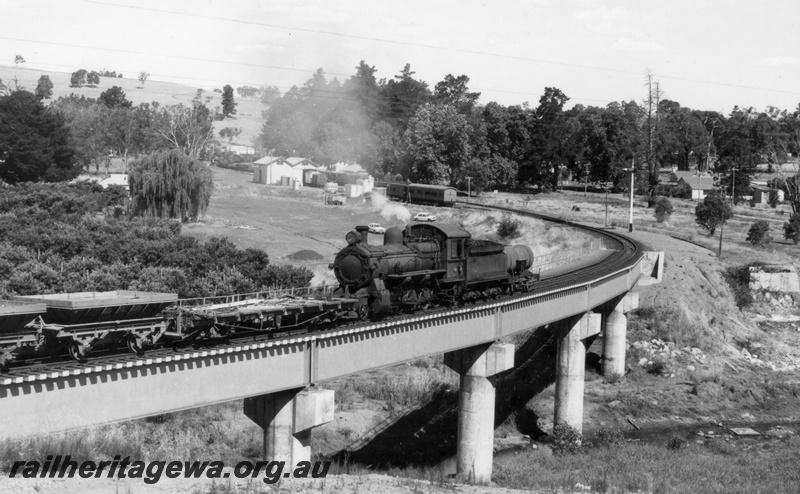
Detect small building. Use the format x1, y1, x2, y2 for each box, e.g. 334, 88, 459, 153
670, 171, 715, 201
252, 156, 317, 185
751, 186, 784, 205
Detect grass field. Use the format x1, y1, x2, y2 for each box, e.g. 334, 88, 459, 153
0, 64, 265, 150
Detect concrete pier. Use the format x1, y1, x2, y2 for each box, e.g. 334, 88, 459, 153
244, 387, 334, 467
602, 292, 639, 380
444, 343, 515, 483
553, 313, 600, 434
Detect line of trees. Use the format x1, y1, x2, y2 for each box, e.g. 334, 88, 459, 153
258, 62, 800, 197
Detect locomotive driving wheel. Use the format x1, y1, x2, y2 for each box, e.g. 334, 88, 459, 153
356, 303, 369, 321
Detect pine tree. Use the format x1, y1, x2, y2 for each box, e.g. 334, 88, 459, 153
221, 84, 237, 119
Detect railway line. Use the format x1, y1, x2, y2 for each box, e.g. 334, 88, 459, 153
1, 203, 642, 386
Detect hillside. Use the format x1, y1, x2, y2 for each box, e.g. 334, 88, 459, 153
0, 64, 265, 150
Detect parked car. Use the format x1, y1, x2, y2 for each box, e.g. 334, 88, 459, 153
368, 223, 386, 234
413, 212, 436, 222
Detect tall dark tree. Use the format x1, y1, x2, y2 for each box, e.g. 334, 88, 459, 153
0, 91, 78, 183
34, 75, 54, 100
434, 74, 480, 115
525, 87, 571, 190
379, 64, 431, 131
221, 84, 237, 119
99, 86, 132, 109
129, 149, 213, 221
400, 103, 472, 185
70, 69, 88, 88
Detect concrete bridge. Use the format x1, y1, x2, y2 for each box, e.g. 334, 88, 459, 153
0, 216, 660, 483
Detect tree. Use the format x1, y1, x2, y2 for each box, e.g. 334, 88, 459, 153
86, 71, 100, 87
784, 213, 800, 244
129, 149, 213, 221
99, 86, 132, 109
526, 87, 572, 191
695, 192, 732, 235
259, 85, 281, 106
34, 75, 54, 100
14, 55, 25, 65
434, 74, 480, 114
221, 84, 237, 118
219, 127, 242, 143
400, 103, 472, 185
70, 69, 88, 88
654, 196, 673, 222
746, 220, 771, 247
0, 90, 79, 183
154, 98, 217, 158
138, 72, 150, 88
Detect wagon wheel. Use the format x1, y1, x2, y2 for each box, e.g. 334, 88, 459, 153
68, 341, 90, 362
357, 304, 370, 321
126, 334, 146, 356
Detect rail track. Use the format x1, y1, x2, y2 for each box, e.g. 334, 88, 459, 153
1, 203, 643, 385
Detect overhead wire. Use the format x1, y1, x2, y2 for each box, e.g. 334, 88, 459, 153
78, 0, 800, 100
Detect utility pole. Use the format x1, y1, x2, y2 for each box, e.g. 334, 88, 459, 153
583, 162, 589, 197
466, 176, 471, 203
623, 160, 635, 233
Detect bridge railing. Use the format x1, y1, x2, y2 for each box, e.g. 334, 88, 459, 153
531, 237, 616, 275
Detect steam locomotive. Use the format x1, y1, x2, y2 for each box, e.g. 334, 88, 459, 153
331, 222, 536, 318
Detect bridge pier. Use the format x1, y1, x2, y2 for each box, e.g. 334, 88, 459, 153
553, 313, 601, 435
444, 342, 514, 483
243, 387, 334, 468
602, 292, 639, 380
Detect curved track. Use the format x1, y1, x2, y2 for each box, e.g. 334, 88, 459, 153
1, 204, 644, 384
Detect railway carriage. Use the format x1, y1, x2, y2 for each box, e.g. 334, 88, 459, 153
385, 183, 458, 207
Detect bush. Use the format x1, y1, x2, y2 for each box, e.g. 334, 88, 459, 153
768, 190, 780, 208
723, 265, 756, 308
551, 424, 582, 455
497, 213, 521, 239
784, 213, 800, 244
654, 196, 673, 223
746, 220, 772, 247
695, 193, 732, 235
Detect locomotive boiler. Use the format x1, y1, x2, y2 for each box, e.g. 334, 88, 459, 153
331, 223, 535, 318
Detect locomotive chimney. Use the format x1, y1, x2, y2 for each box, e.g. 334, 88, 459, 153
355, 225, 369, 244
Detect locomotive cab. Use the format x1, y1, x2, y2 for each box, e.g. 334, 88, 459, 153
405, 223, 470, 285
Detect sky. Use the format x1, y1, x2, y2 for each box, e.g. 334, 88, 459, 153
1, 0, 799, 114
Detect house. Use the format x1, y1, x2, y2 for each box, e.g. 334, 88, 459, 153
252, 156, 317, 185
670, 171, 715, 201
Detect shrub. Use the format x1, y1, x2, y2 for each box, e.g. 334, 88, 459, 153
784, 213, 800, 244
723, 265, 756, 308
594, 428, 624, 447
768, 190, 780, 208
497, 213, 521, 239
695, 193, 732, 235
654, 196, 673, 223
746, 220, 771, 247
551, 424, 582, 455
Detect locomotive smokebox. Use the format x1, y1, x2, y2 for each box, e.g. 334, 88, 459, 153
504, 245, 534, 275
